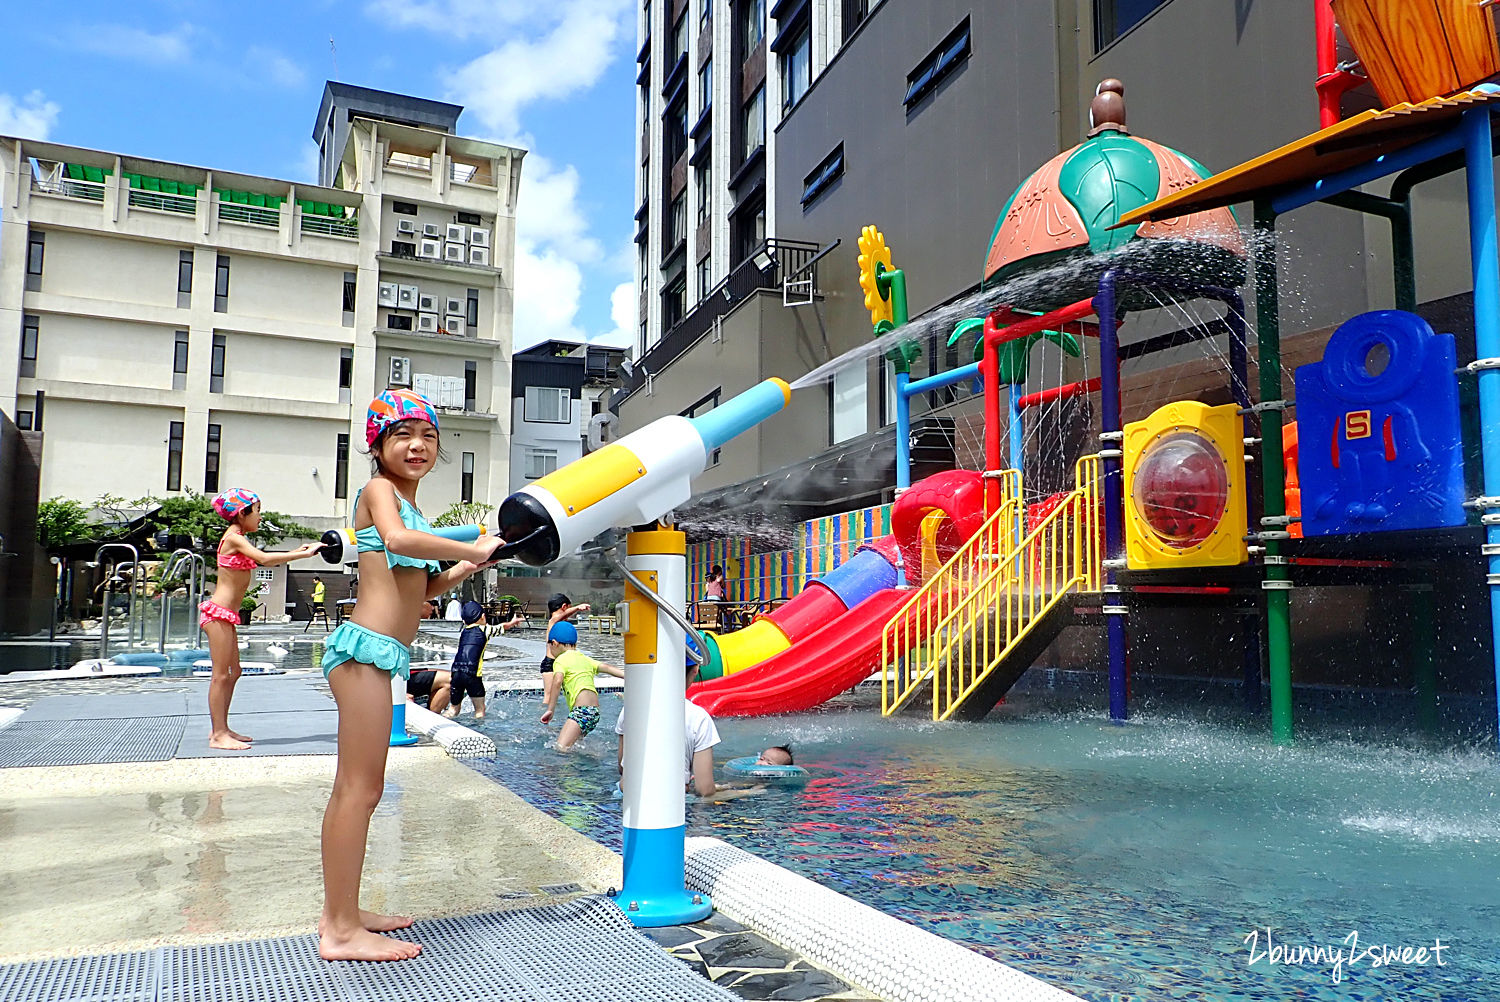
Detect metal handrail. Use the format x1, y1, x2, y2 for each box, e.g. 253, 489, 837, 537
93, 543, 141, 660
880, 469, 1022, 715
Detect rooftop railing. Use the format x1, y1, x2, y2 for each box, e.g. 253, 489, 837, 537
300, 214, 358, 238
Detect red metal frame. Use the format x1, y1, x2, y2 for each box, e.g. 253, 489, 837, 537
1315, 1, 1365, 128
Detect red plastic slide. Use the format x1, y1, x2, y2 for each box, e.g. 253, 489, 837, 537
688, 587, 930, 716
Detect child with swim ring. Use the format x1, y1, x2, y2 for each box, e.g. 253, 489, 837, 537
202, 489, 323, 751
318, 389, 503, 962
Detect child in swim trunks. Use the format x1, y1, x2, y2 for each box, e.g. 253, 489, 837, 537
201, 489, 323, 751
538, 592, 591, 714
539, 620, 623, 750
317, 389, 502, 963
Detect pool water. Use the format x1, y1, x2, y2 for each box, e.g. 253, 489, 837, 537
467, 683, 1498, 1002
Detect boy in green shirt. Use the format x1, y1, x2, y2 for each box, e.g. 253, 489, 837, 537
539, 621, 623, 750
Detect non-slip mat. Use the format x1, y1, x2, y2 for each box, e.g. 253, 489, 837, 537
0, 717, 184, 768
1, 896, 738, 1002
175, 710, 339, 758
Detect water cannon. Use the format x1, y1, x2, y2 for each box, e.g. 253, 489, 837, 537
320, 523, 487, 565
497, 378, 792, 564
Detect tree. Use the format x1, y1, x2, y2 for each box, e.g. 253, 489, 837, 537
35, 491, 319, 554
36, 498, 102, 550
432, 500, 494, 529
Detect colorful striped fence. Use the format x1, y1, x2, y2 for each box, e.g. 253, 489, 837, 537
688, 502, 894, 608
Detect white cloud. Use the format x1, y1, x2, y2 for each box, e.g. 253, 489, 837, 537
64, 24, 198, 63
0, 91, 60, 140
588, 281, 637, 349
363, 0, 533, 40
247, 47, 306, 89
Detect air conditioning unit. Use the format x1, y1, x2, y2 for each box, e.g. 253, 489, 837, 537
445, 223, 466, 243
416, 312, 439, 334
440, 375, 465, 409
417, 293, 438, 313
445, 315, 466, 337
444, 241, 466, 263
468, 245, 490, 266
418, 237, 442, 259
397, 284, 418, 308
377, 282, 399, 307
445, 296, 464, 316
388, 355, 412, 386
468, 227, 490, 248
422, 222, 441, 238
396, 218, 417, 235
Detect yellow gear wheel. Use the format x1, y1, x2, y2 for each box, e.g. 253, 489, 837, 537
857, 224, 895, 329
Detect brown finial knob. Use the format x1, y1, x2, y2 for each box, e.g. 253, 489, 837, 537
1089, 79, 1128, 136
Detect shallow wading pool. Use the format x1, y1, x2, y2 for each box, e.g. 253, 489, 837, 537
466, 683, 1498, 1002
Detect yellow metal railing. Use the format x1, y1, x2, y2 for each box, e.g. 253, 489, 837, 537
882, 457, 1105, 720
881, 469, 1021, 715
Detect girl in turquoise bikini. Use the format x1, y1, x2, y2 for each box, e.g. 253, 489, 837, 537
318, 388, 502, 962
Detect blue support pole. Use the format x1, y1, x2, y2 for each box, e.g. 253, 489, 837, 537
1097, 271, 1128, 722
1461, 106, 1500, 742
1008, 383, 1024, 474
1271, 129, 1467, 216
895, 370, 912, 490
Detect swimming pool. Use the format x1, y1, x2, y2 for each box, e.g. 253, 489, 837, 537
467, 680, 1498, 1002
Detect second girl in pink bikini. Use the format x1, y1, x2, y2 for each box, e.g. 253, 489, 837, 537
202, 488, 323, 750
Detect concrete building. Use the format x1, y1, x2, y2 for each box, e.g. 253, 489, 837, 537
509, 340, 629, 496
0, 82, 523, 533
620, 0, 1477, 522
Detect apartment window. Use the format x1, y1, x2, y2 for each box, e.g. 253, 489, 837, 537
25, 231, 43, 291
732, 195, 766, 266
665, 97, 689, 165
338, 347, 353, 404
214, 255, 230, 312
166, 421, 185, 491
696, 161, 712, 221
461, 451, 475, 503
466, 288, 479, 328
342, 271, 357, 326
742, 86, 765, 159
841, 0, 869, 43
643, 0, 652, 37
779, 23, 812, 109
387, 313, 413, 331
741, 0, 765, 51
525, 386, 571, 423
802, 144, 845, 207
210, 333, 226, 393
638, 319, 649, 357
1094, 0, 1169, 50
831, 361, 868, 444
204, 423, 221, 494
698, 256, 713, 299
669, 11, 688, 66
666, 192, 687, 252
662, 274, 687, 329
391, 200, 418, 215
698, 59, 713, 112
524, 447, 559, 480
19, 315, 38, 378
682, 388, 722, 465
15, 410, 32, 430
904, 17, 971, 109
701, 0, 711, 26
464, 360, 478, 411
177, 250, 193, 307
335, 434, 350, 499
173, 330, 189, 390
456, 211, 481, 225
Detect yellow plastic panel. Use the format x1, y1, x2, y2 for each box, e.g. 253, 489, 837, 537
531, 443, 646, 516
1123, 401, 1248, 569
623, 570, 660, 665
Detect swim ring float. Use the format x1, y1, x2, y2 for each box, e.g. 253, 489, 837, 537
723, 755, 809, 783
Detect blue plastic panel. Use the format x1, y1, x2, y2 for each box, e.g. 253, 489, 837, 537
1294, 310, 1466, 536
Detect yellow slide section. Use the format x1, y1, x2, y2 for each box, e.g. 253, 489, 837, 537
711, 619, 792, 676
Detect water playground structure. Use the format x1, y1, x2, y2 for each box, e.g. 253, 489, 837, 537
673, 21, 1500, 748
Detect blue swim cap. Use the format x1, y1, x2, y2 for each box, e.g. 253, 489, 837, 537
461, 600, 483, 623
548, 621, 578, 645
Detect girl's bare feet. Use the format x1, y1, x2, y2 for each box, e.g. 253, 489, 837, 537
208, 732, 250, 751
320, 910, 413, 935
318, 927, 421, 962
229, 729, 254, 743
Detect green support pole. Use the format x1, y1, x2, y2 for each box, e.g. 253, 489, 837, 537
1409, 582, 1439, 734
1254, 201, 1295, 745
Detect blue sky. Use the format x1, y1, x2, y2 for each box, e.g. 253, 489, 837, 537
0, 0, 639, 350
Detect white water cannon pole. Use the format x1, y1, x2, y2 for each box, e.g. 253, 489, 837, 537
615, 525, 708, 926
389, 672, 418, 747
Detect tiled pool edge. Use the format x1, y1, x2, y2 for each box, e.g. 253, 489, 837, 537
685, 837, 1084, 1002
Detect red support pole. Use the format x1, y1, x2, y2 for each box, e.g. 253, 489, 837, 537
1017, 376, 1104, 411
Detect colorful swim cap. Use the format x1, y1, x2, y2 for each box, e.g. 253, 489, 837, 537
212, 488, 259, 521
461, 600, 484, 623
548, 621, 578, 645
367, 388, 439, 448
